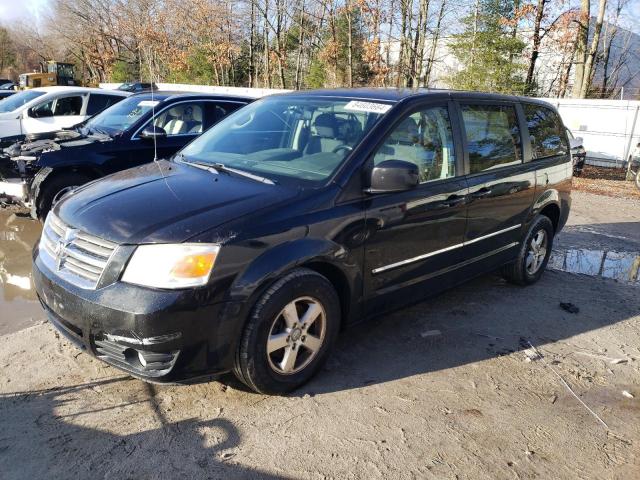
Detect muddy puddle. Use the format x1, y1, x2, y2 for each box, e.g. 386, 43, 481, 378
0, 210, 45, 334
549, 248, 640, 284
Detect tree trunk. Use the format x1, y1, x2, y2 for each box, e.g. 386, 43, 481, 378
424, 0, 445, 87
346, 0, 353, 87
263, 0, 271, 88
572, 0, 590, 98
579, 0, 607, 98
249, 0, 256, 87
294, 0, 305, 89
525, 0, 545, 92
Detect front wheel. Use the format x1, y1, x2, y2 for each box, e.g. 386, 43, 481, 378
233, 268, 340, 394
502, 215, 554, 286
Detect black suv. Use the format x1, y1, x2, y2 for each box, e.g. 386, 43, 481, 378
0, 91, 252, 219
33, 89, 572, 394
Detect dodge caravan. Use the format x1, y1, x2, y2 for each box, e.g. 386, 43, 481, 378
33, 89, 572, 394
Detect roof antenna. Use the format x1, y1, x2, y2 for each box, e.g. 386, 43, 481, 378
143, 46, 179, 200
143, 46, 158, 162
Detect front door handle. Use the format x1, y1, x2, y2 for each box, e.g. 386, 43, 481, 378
442, 194, 467, 207
470, 187, 492, 199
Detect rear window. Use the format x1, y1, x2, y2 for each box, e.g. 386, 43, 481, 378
461, 104, 522, 173
524, 104, 568, 159
87, 94, 123, 116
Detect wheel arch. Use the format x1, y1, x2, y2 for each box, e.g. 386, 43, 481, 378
30, 165, 104, 218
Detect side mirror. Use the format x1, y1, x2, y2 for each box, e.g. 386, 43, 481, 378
140, 125, 167, 140
367, 160, 419, 193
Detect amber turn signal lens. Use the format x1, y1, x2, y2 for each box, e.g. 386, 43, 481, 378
170, 253, 217, 278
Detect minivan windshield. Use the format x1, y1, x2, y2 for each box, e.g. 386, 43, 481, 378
179, 96, 391, 185
0, 90, 45, 113
84, 96, 159, 135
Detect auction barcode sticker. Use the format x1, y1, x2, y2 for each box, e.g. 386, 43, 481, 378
138, 100, 160, 107
344, 100, 392, 114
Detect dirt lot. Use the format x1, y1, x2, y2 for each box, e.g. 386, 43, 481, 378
573, 165, 640, 200
0, 190, 639, 479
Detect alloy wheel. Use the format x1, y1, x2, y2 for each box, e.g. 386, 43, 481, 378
526, 229, 547, 275
266, 296, 326, 375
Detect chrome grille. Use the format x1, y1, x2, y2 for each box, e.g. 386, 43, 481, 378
39, 213, 118, 289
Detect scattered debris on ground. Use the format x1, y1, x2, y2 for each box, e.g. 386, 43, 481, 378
573, 166, 640, 200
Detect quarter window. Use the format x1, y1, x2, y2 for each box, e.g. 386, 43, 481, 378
373, 106, 456, 183
524, 104, 568, 159
461, 104, 522, 173
86, 94, 122, 116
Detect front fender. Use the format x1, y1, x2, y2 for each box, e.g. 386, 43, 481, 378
229, 237, 355, 302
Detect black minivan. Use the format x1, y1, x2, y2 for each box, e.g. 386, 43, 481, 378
33, 89, 572, 394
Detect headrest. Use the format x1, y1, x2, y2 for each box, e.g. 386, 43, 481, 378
389, 117, 419, 144
188, 105, 203, 122
313, 113, 337, 138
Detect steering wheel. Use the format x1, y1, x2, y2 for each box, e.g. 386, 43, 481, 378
333, 145, 353, 154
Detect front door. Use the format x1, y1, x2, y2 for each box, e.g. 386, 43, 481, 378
363, 103, 468, 315
22, 94, 86, 134
456, 101, 536, 263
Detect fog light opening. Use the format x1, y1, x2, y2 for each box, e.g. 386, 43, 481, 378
138, 351, 148, 367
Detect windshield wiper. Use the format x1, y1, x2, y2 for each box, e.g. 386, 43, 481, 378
180, 158, 275, 185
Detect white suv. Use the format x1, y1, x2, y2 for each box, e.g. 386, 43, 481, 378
0, 87, 130, 146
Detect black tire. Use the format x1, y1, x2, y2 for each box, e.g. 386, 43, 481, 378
233, 268, 340, 395
501, 215, 554, 286
36, 172, 92, 221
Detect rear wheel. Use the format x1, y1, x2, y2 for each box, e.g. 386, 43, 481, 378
502, 215, 554, 286
233, 268, 340, 394
36, 172, 91, 221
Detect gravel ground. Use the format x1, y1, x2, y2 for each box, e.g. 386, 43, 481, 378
0, 191, 638, 479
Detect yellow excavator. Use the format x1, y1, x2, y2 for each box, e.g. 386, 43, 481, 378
19, 61, 77, 89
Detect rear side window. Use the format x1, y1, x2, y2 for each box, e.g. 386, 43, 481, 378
524, 104, 568, 159
53, 96, 83, 116
461, 104, 522, 173
87, 94, 122, 116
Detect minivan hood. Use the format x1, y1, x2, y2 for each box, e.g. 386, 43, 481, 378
56, 160, 298, 244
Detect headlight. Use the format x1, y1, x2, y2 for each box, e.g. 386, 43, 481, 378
121, 244, 220, 289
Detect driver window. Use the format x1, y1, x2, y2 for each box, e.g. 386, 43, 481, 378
31, 100, 54, 117
373, 106, 456, 183
53, 96, 83, 116
151, 103, 204, 136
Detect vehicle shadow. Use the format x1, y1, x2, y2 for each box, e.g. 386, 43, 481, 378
289, 269, 640, 396
0, 377, 289, 479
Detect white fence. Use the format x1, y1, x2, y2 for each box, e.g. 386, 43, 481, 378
99, 84, 639, 168
99, 83, 290, 98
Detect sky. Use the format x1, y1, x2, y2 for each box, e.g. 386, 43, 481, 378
0, 0, 50, 25
0, 0, 638, 30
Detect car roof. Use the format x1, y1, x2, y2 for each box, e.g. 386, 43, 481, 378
31, 86, 130, 96
128, 91, 254, 103
274, 88, 552, 107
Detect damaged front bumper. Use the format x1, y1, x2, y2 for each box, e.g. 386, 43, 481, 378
0, 177, 29, 203
32, 244, 242, 383
0, 156, 32, 205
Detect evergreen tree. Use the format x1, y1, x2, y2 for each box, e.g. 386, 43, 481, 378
447, 0, 526, 94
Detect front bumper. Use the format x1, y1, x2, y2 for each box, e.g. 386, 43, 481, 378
33, 247, 243, 383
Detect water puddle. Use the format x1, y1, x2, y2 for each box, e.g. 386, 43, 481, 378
0, 210, 45, 334
549, 248, 640, 284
